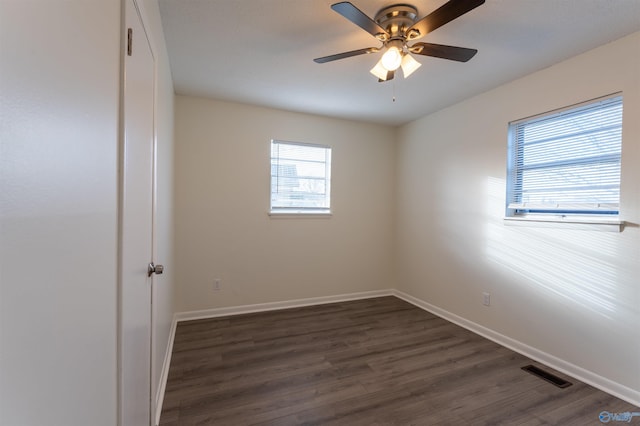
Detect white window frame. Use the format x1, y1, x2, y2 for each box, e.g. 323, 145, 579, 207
505, 94, 624, 231
270, 139, 332, 216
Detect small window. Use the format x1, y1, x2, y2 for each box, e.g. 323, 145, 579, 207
270, 140, 332, 214
506, 94, 622, 219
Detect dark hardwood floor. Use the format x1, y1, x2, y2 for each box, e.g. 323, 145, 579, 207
159, 296, 638, 425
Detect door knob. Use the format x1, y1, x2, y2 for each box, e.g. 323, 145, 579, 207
148, 262, 164, 277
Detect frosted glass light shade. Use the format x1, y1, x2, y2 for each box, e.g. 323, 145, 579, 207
381, 47, 402, 71
400, 54, 421, 78
370, 59, 390, 80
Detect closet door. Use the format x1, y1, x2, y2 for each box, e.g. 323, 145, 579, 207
121, 0, 157, 424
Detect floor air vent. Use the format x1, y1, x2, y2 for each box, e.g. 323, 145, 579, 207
521, 365, 572, 388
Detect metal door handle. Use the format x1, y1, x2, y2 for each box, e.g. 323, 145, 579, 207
148, 262, 164, 277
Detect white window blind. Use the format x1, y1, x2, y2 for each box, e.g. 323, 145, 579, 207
506, 95, 622, 216
270, 140, 332, 213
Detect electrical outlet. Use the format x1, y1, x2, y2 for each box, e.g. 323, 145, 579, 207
214, 278, 221, 291
482, 292, 490, 306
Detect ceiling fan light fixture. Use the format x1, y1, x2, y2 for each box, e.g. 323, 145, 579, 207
315, 1, 485, 83
400, 53, 422, 78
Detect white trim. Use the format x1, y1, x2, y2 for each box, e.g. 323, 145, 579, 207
393, 290, 640, 407
503, 216, 624, 232
271, 139, 331, 150
174, 289, 393, 322
510, 92, 622, 125
268, 211, 333, 218
154, 316, 177, 426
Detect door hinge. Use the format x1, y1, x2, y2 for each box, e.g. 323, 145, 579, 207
127, 28, 133, 56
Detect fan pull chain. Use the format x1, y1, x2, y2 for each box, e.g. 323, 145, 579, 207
392, 80, 396, 102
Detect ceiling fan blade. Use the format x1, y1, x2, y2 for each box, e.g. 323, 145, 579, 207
331, 2, 389, 40
406, 0, 485, 41
410, 42, 478, 62
314, 47, 379, 63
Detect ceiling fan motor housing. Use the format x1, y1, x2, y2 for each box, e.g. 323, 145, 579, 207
374, 4, 418, 42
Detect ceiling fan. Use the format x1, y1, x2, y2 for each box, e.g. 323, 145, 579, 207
314, 0, 485, 82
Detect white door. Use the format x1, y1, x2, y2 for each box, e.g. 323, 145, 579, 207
121, 0, 156, 424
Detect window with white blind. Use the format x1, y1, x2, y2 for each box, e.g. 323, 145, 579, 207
506, 94, 623, 219
270, 140, 332, 214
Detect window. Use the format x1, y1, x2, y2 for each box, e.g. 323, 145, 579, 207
506, 94, 622, 221
270, 140, 332, 214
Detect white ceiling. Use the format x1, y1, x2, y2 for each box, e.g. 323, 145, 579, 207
158, 0, 640, 126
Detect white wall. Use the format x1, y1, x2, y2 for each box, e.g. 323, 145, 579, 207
0, 1, 176, 424
174, 96, 396, 312
396, 32, 640, 404
0, 1, 121, 424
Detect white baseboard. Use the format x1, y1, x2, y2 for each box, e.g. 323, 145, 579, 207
154, 316, 177, 426
174, 289, 394, 322
393, 289, 640, 408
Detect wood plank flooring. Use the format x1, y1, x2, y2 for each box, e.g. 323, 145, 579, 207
159, 296, 638, 425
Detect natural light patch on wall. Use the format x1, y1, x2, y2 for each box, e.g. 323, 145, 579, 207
483, 176, 626, 319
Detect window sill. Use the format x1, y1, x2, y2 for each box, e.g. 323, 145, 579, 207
269, 210, 332, 218
503, 215, 625, 232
